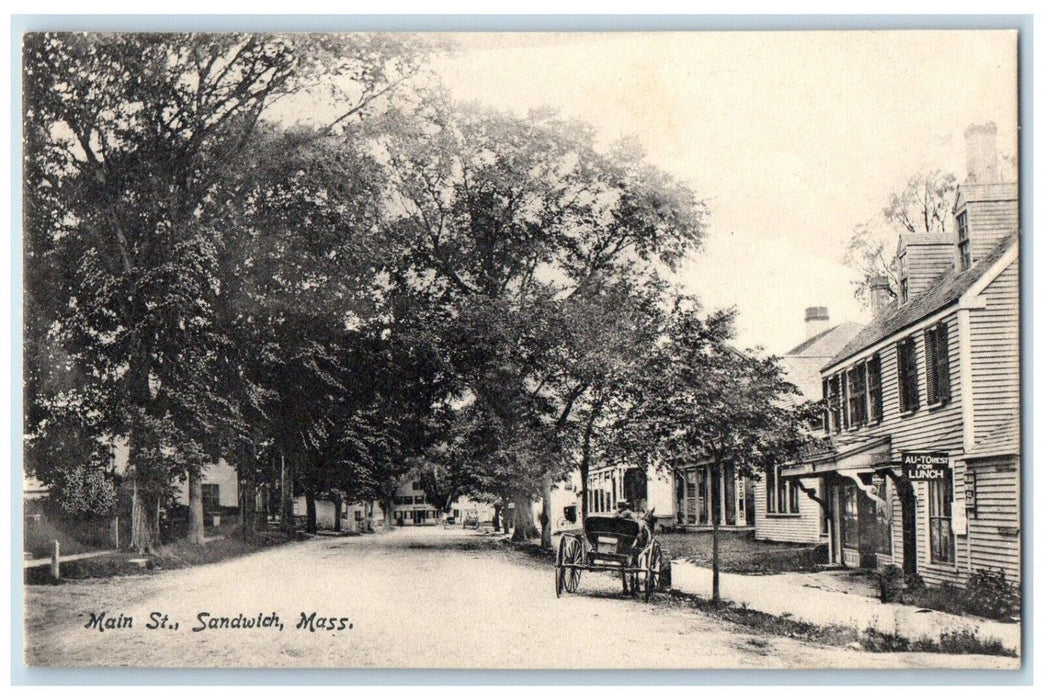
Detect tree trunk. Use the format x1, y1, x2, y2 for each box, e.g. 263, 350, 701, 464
305, 492, 318, 533
280, 451, 295, 535
511, 494, 539, 542
332, 496, 342, 532
129, 475, 155, 554
185, 470, 205, 545
492, 503, 502, 532
539, 475, 553, 550
711, 462, 721, 603
383, 497, 395, 531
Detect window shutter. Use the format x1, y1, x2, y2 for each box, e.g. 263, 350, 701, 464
937, 322, 951, 403
924, 328, 937, 404
910, 340, 918, 411
897, 343, 908, 412
841, 372, 849, 429
822, 378, 830, 432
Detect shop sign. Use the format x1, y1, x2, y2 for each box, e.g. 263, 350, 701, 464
901, 452, 951, 481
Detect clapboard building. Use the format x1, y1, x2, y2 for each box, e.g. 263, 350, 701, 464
782, 123, 1020, 587
753, 308, 863, 544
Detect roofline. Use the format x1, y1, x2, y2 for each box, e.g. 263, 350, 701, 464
822, 238, 1018, 374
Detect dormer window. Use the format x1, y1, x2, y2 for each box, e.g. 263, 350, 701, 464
957, 210, 971, 270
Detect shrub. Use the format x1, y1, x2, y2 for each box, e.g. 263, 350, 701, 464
879, 564, 905, 603
961, 569, 1020, 620
861, 627, 910, 652
904, 571, 925, 591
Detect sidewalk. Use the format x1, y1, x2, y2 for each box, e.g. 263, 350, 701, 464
23, 549, 116, 569
670, 559, 1020, 654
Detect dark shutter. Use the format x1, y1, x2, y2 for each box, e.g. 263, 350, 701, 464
937, 321, 951, 403
924, 327, 937, 404
822, 378, 830, 432
841, 372, 849, 429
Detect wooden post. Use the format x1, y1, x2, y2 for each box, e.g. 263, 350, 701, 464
50, 540, 60, 582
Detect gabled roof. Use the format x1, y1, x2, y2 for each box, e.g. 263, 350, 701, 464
824, 230, 1018, 371
780, 322, 864, 402
965, 414, 1020, 461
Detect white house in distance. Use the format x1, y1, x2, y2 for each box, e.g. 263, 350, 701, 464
754, 307, 863, 545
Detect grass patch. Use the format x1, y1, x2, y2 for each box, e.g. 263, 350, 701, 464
658, 530, 818, 574
667, 590, 859, 647
24, 528, 300, 585
860, 627, 1016, 657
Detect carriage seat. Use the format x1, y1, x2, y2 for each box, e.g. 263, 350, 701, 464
584, 516, 641, 566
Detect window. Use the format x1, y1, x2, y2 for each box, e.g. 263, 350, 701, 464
841, 483, 859, 547
202, 484, 220, 514
765, 464, 799, 515
867, 354, 883, 422
897, 336, 919, 412
929, 477, 954, 563
415, 494, 426, 504
847, 364, 867, 427
898, 252, 910, 303
827, 375, 842, 433
411, 481, 421, 491
957, 211, 971, 270
924, 321, 951, 406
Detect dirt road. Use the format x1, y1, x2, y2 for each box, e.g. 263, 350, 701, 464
22, 527, 1018, 669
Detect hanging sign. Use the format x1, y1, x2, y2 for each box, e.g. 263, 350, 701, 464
901, 452, 951, 481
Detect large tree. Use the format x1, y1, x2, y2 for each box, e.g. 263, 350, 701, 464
626, 301, 822, 602
378, 102, 707, 545
23, 33, 425, 551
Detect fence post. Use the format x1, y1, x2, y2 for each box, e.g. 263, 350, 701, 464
50, 539, 60, 582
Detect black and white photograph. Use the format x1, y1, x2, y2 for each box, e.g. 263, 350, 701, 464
18, 26, 1023, 670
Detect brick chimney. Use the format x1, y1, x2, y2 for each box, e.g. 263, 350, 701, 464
965, 122, 999, 184
804, 306, 830, 339
869, 276, 893, 316
953, 122, 1018, 267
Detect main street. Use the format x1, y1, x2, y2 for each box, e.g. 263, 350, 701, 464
23, 527, 1016, 669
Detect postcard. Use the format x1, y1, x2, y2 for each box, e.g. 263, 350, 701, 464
21, 28, 1021, 670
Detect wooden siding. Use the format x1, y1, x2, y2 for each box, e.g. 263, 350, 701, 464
825, 312, 968, 586
753, 479, 822, 544
964, 198, 1018, 263
969, 260, 1020, 445
966, 456, 1020, 583
905, 243, 956, 299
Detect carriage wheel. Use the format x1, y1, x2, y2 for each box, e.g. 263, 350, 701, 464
644, 542, 663, 602
560, 536, 583, 593
555, 536, 569, 597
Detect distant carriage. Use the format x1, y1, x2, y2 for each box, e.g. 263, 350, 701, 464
462, 510, 480, 529
554, 516, 664, 602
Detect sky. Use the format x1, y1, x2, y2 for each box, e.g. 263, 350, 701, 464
431, 31, 1018, 355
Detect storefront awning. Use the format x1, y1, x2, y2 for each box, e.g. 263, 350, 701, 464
781, 436, 892, 479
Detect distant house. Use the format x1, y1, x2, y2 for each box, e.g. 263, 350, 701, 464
753, 308, 863, 544
783, 123, 1020, 587
388, 477, 494, 527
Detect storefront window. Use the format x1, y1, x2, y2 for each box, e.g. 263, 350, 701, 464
929, 478, 954, 563
874, 477, 892, 556
841, 483, 859, 549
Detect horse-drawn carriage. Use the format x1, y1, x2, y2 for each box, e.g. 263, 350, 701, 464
462, 510, 481, 529
554, 515, 664, 602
